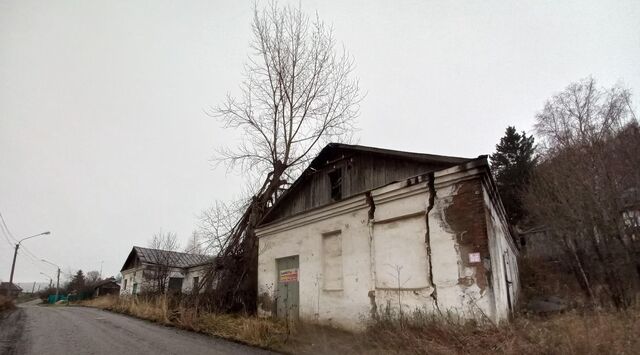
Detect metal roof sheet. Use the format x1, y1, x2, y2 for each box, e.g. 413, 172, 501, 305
132, 246, 212, 269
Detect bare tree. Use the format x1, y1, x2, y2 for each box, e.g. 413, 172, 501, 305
525, 78, 640, 308
86, 270, 101, 285
196, 200, 244, 256
534, 77, 632, 152
206, 2, 361, 312
149, 230, 180, 250
146, 231, 180, 294
184, 231, 205, 255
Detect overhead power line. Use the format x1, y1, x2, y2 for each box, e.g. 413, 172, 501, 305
0, 213, 43, 264
0, 212, 17, 243
0, 211, 63, 278
0, 213, 16, 247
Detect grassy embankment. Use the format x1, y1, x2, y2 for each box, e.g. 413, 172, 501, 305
81, 295, 640, 354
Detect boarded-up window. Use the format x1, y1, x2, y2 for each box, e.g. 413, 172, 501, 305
323, 231, 343, 290
374, 216, 429, 289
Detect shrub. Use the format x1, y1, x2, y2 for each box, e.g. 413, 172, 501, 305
0, 295, 15, 312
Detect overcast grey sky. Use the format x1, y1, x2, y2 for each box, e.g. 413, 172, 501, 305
1, 0, 639, 283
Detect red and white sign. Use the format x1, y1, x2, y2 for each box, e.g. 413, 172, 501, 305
279, 268, 298, 283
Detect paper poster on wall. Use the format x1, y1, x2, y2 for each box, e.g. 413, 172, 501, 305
279, 268, 299, 283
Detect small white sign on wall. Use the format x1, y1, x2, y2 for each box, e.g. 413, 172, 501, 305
468, 252, 481, 263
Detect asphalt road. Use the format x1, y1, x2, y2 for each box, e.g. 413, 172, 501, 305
0, 300, 273, 355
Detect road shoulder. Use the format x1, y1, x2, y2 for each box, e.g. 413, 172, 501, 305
0, 308, 28, 355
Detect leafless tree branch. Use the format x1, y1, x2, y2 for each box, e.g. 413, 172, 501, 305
203, 2, 360, 312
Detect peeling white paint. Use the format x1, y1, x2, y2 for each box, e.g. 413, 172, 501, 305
257, 161, 519, 330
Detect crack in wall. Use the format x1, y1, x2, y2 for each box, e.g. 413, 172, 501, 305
425, 172, 440, 310
365, 191, 378, 319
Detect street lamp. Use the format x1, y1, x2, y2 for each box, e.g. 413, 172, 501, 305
8, 231, 51, 289
41, 259, 61, 302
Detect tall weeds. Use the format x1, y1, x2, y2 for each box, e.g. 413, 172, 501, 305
82, 295, 640, 354
81, 295, 287, 348
361, 307, 640, 355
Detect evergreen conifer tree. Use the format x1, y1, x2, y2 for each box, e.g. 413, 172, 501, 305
69, 270, 86, 292
490, 126, 537, 226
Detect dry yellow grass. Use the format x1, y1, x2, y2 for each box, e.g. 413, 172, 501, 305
81, 295, 287, 348
510, 309, 640, 354
82, 295, 640, 354
196, 313, 287, 347
355, 308, 640, 355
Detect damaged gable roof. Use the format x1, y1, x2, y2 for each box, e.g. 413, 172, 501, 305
260, 143, 472, 224
121, 246, 213, 271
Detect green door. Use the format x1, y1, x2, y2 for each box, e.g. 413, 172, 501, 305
276, 255, 299, 321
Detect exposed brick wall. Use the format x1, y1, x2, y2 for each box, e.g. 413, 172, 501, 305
443, 178, 491, 292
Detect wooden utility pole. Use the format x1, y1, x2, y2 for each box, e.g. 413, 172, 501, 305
9, 244, 18, 286
42, 259, 61, 303
55, 268, 60, 301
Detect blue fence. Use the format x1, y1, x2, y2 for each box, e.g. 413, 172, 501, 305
47, 294, 68, 304
47, 292, 92, 304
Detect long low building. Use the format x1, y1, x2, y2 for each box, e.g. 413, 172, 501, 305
256, 143, 519, 330
120, 246, 212, 295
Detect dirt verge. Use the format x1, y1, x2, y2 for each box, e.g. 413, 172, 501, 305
0, 308, 27, 355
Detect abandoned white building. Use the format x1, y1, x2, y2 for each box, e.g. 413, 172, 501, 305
256, 144, 519, 330
120, 246, 212, 295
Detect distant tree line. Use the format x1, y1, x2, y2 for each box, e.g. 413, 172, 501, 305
38, 268, 107, 301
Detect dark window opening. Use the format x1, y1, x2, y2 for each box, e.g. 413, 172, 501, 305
193, 276, 199, 289
329, 169, 343, 201
168, 277, 183, 292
